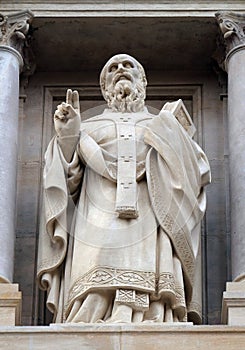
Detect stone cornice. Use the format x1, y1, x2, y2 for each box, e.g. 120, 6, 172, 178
0, 10, 33, 57
216, 11, 245, 56
1, 2, 245, 18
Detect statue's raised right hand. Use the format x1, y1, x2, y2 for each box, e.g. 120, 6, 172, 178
54, 89, 81, 138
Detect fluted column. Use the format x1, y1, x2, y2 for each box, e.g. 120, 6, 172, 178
216, 12, 245, 282
0, 11, 33, 282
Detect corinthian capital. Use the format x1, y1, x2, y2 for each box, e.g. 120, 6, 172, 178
0, 10, 33, 57
216, 12, 245, 55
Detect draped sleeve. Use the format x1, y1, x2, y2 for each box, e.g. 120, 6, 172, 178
37, 136, 83, 318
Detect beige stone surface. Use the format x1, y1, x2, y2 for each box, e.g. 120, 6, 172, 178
0, 284, 22, 326
222, 280, 245, 325
162, 99, 196, 138
37, 54, 210, 324
1, 1, 245, 18
0, 325, 245, 350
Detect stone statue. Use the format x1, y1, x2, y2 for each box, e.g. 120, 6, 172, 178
37, 54, 211, 324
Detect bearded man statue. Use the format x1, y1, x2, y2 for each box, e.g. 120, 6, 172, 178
37, 54, 211, 324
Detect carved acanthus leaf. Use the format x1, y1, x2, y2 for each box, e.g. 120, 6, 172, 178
215, 12, 245, 54
0, 10, 33, 56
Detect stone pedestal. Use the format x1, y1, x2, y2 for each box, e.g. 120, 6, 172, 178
222, 279, 245, 325
0, 11, 33, 282
0, 283, 22, 326
0, 324, 245, 350
216, 12, 245, 281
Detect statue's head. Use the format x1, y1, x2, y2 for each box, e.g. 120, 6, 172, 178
100, 54, 147, 113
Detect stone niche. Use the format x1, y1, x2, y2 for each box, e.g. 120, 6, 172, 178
15, 14, 227, 326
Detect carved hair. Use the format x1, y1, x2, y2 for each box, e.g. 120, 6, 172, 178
106, 79, 146, 113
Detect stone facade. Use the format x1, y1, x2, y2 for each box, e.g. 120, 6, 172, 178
0, 0, 244, 338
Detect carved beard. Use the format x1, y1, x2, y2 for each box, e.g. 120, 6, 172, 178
105, 80, 145, 113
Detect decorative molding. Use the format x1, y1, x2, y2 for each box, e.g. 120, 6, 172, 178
1, 324, 245, 349
0, 10, 33, 53
66, 266, 155, 315
215, 11, 245, 56
115, 289, 149, 311
1, 2, 245, 18
0, 10, 34, 75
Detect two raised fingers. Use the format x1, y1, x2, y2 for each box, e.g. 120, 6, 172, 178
66, 89, 80, 110
54, 89, 80, 121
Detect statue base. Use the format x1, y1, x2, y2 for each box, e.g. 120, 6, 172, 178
0, 324, 245, 349
222, 278, 245, 325
0, 283, 21, 326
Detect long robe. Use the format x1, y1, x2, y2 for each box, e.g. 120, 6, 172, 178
37, 108, 210, 324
